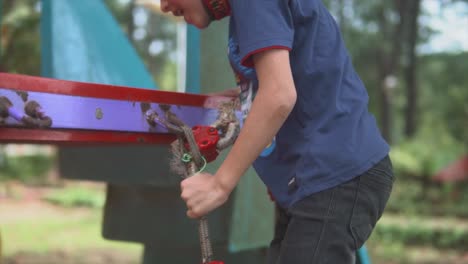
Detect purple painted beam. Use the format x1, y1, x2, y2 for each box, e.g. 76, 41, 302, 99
0, 73, 241, 145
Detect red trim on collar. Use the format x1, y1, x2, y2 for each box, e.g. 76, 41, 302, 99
202, 0, 231, 20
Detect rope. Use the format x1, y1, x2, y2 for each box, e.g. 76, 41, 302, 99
159, 101, 239, 264
180, 125, 204, 169
160, 105, 214, 263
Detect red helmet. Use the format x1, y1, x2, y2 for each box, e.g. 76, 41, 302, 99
201, 0, 231, 20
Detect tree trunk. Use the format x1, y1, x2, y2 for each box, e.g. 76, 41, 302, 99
376, 0, 412, 143
376, 1, 406, 143
2, 0, 14, 12
404, 0, 421, 138
126, 0, 135, 44
337, 0, 346, 32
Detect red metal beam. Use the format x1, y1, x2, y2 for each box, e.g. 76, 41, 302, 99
0, 127, 176, 145
0, 73, 208, 106
0, 73, 234, 145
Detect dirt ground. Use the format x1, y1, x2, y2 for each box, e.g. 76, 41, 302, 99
2, 182, 468, 264
0, 182, 140, 264
4, 250, 138, 264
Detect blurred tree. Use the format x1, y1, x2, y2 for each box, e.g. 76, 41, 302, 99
403, 0, 466, 139
105, 0, 179, 91
0, 0, 178, 89
420, 52, 468, 148
0, 0, 40, 74
1, 0, 466, 148
0, 0, 2, 60
126, 0, 136, 43
324, 0, 467, 145
403, 0, 422, 138
375, 0, 408, 143
324, 0, 408, 143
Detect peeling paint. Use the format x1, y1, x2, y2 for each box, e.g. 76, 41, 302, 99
15, 91, 29, 102
140, 102, 151, 114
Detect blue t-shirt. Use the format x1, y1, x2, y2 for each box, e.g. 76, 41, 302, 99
228, 0, 389, 208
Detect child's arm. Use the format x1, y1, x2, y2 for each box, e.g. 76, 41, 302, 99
215, 49, 296, 193
181, 49, 296, 218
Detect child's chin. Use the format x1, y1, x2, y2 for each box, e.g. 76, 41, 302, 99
195, 22, 211, 29
187, 17, 211, 29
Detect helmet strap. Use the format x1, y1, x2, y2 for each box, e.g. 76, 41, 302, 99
201, 0, 231, 20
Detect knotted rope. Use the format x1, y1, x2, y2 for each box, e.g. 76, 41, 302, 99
158, 100, 239, 264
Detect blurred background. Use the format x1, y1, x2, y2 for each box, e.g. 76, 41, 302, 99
0, 0, 467, 263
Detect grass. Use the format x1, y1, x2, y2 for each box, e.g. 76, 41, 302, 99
2, 181, 468, 263
367, 236, 468, 264
43, 186, 105, 208
365, 213, 468, 264
1, 207, 141, 257
4, 209, 468, 264
0, 182, 143, 259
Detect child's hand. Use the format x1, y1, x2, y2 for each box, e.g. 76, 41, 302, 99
180, 172, 230, 218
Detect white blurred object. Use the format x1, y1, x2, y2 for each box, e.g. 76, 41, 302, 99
136, 0, 187, 92
136, 0, 182, 21
384, 75, 398, 90
136, 0, 160, 11
4, 145, 56, 157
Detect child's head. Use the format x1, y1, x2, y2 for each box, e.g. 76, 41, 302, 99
160, 0, 230, 29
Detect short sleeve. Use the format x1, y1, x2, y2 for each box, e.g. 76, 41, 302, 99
230, 0, 294, 68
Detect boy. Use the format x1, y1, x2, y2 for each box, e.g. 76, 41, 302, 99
161, 0, 394, 263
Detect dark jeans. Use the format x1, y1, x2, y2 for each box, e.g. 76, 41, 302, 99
267, 156, 394, 264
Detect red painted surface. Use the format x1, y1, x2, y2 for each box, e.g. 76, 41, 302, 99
0, 127, 176, 145
0, 73, 208, 107
433, 156, 468, 182
0, 73, 237, 144
240, 46, 292, 68
185, 126, 220, 162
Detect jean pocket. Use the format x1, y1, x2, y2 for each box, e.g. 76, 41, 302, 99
360, 156, 394, 193
349, 157, 394, 249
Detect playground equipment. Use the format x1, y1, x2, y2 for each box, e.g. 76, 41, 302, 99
0, 74, 235, 145
1, 1, 273, 263
0, 72, 241, 264
0, 0, 372, 263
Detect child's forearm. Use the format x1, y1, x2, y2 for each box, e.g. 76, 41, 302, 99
216, 83, 296, 192
215, 50, 296, 193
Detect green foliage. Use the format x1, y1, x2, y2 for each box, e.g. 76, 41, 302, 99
386, 178, 468, 217
0, 0, 41, 74
43, 187, 105, 208
0, 154, 53, 182
105, 0, 179, 91
159, 61, 178, 91
387, 127, 468, 216
390, 125, 464, 178
1, 207, 141, 256
419, 53, 468, 147
374, 220, 468, 251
